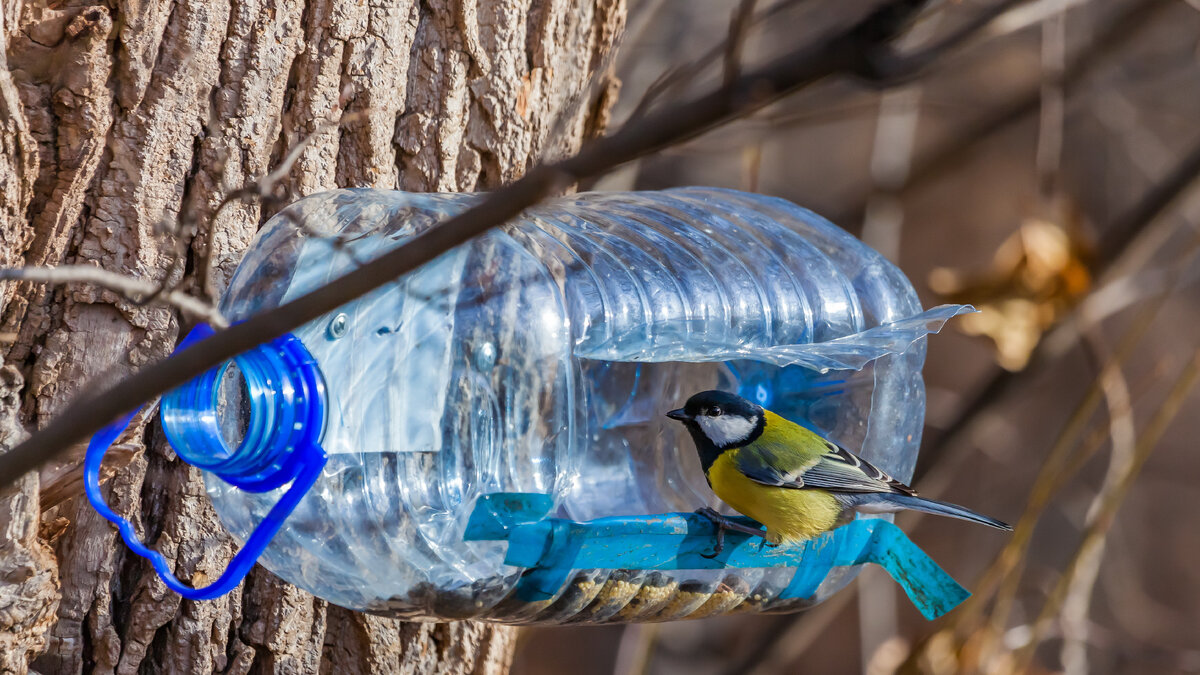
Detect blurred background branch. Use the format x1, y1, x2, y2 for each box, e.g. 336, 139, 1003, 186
517, 0, 1200, 673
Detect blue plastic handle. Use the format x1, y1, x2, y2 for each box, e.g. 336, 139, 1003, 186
465, 492, 970, 620
83, 325, 328, 600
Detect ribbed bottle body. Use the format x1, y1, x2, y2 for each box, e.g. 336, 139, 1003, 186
206, 187, 939, 622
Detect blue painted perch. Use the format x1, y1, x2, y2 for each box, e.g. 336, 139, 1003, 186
464, 492, 971, 620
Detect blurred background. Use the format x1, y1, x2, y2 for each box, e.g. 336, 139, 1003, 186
513, 0, 1200, 672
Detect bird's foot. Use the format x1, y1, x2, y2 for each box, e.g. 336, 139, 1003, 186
694, 507, 766, 558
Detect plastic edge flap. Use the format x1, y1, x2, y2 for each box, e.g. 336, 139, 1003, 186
575, 304, 975, 373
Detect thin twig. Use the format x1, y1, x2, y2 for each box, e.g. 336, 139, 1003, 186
914, 231, 1200, 671
893, 301, 1168, 672
658, 1, 1179, 664
856, 0, 1026, 83
197, 102, 367, 298
1097, 503, 1198, 645
724, 0, 759, 86
1013, 346, 1200, 670
949, 296, 1162, 643
1035, 10, 1066, 202
860, 84, 923, 262
743, 140, 764, 192
117, 104, 234, 313
1, 0, 1034, 490
1098, 138, 1200, 264
834, 0, 1173, 229
913, 127, 1200, 484
623, 0, 805, 123
0, 266, 228, 328
857, 40, 935, 667
1058, 330, 1136, 675
987, 0, 1091, 36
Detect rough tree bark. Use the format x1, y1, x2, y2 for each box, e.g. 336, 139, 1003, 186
0, 0, 624, 671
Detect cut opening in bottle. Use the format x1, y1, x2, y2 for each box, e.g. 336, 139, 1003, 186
216, 361, 252, 452
160, 333, 326, 489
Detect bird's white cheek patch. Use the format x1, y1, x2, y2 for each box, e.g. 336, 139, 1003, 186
697, 415, 758, 447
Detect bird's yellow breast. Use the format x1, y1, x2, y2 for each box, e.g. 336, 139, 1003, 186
707, 449, 843, 544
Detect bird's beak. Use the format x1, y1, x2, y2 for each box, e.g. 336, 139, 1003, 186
666, 408, 690, 421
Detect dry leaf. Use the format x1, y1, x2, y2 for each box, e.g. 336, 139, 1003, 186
929, 214, 1091, 370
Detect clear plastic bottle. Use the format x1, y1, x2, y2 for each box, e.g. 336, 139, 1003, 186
141, 187, 965, 622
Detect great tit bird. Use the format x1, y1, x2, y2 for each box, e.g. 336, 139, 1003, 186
667, 390, 1011, 550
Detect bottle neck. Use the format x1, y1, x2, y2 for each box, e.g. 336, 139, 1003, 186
160, 331, 326, 492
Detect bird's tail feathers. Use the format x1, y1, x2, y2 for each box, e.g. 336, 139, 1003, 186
853, 494, 1013, 531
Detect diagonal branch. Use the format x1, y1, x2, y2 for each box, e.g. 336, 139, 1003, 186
0, 0, 1024, 489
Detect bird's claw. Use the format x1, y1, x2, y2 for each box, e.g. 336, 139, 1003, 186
694, 507, 767, 558
696, 507, 729, 558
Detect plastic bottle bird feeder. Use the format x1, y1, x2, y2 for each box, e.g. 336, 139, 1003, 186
86, 187, 973, 623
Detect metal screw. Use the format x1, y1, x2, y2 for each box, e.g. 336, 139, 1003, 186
327, 313, 349, 339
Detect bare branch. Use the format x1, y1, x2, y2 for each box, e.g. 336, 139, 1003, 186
949, 283, 1172, 637
197, 105, 369, 297
1035, 10, 1066, 201
988, 0, 1092, 36
912, 123, 1200, 485
622, 0, 808, 123
854, 0, 1026, 83
1058, 331, 1137, 675
0, 0, 1020, 491
0, 266, 228, 328
835, 0, 1174, 228
914, 228, 1200, 671
1098, 138, 1200, 264
860, 85, 923, 261
1013, 346, 1200, 670
723, 0, 759, 86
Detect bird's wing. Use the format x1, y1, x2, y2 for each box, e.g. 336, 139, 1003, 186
731, 438, 818, 488
735, 424, 917, 496
798, 443, 917, 496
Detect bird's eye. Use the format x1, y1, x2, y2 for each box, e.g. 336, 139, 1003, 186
709, 406, 723, 417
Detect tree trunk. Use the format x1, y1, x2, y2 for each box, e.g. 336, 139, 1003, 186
0, 0, 624, 671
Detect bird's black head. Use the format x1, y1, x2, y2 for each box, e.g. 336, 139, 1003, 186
666, 390, 765, 452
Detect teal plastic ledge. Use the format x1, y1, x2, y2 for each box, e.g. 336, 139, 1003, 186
465, 492, 970, 620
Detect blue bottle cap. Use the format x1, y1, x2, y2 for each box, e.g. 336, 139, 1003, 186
83, 324, 328, 600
